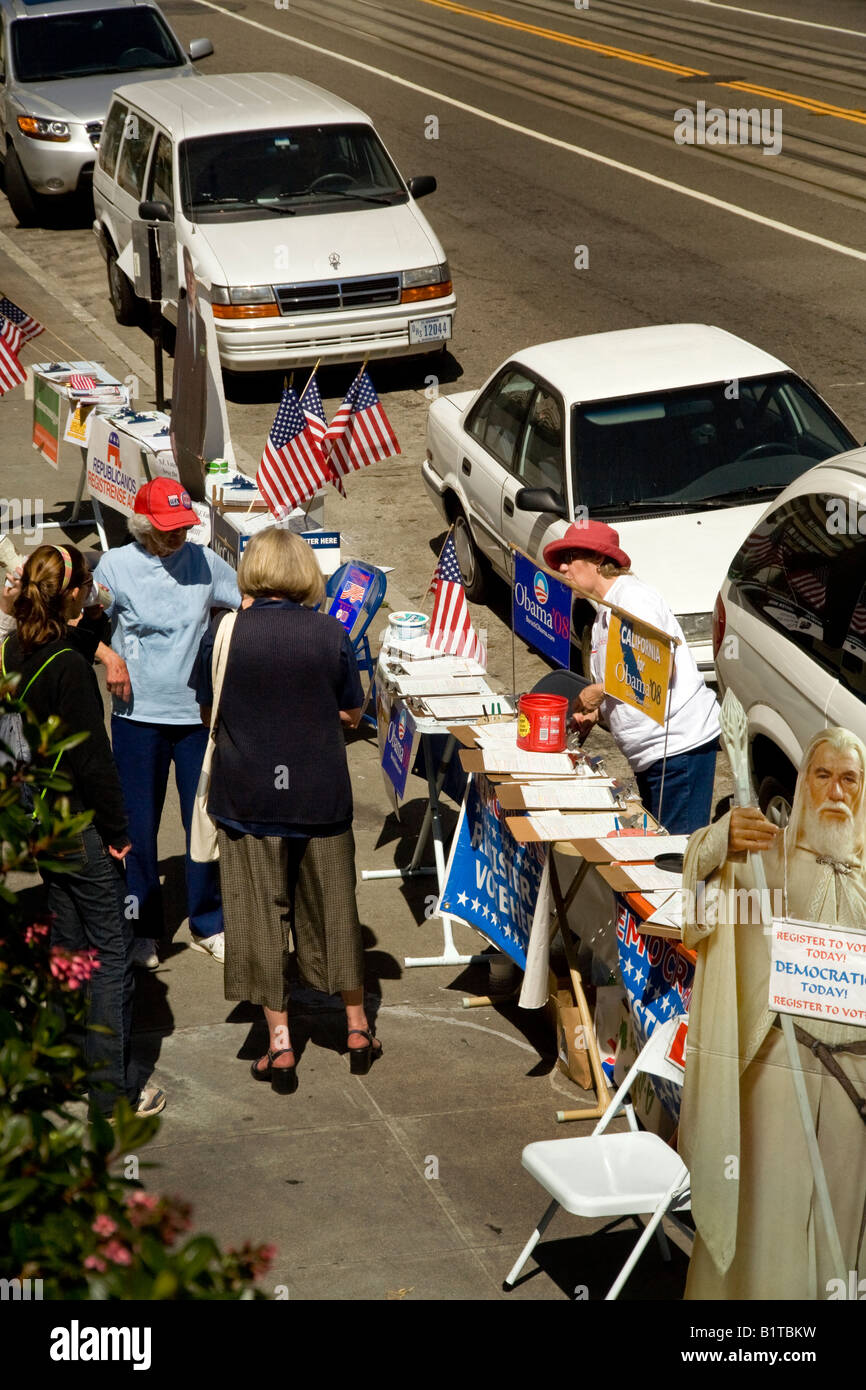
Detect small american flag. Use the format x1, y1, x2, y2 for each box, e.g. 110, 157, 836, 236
256, 386, 331, 519
0, 297, 43, 343
323, 368, 400, 479
68, 372, 97, 393
426, 530, 486, 663
300, 373, 345, 496
0, 319, 26, 396
787, 567, 826, 614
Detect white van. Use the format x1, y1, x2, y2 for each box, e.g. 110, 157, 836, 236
92, 71, 455, 370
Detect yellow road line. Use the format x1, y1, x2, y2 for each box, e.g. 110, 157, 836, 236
416, 0, 706, 76
720, 81, 866, 126
416, 0, 866, 128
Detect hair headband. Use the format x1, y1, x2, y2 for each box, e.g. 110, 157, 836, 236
47, 544, 73, 593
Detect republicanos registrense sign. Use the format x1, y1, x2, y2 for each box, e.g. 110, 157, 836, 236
512, 551, 572, 669
438, 773, 546, 969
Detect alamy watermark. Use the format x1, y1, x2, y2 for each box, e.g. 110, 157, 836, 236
1, 497, 43, 543
674, 101, 782, 157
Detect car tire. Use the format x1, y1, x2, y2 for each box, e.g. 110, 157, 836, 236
4, 147, 40, 227
452, 506, 487, 602
758, 774, 795, 827
107, 246, 140, 326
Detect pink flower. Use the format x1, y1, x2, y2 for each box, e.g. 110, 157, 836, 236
91, 1214, 117, 1238
49, 946, 101, 989
102, 1239, 133, 1266
84, 1255, 107, 1273
24, 922, 49, 943
127, 1191, 159, 1210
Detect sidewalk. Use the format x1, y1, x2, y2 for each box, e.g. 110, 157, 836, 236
1, 240, 690, 1302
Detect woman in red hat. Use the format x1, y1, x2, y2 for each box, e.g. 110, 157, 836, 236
543, 520, 720, 834
93, 478, 240, 969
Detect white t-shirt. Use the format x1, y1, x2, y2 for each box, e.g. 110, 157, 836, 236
590, 574, 720, 773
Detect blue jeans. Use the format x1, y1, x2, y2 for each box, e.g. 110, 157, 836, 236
111, 717, 223, 940
43, 823, 136, 1115
636, 738, 719, 835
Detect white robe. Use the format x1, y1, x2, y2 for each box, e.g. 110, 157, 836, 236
679, 813, 866, 1299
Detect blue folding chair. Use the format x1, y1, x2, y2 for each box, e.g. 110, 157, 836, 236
324, 561, 388, 723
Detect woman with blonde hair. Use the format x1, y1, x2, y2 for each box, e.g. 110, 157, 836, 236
2, 543, 164, 1117
195, 527, 379, 1091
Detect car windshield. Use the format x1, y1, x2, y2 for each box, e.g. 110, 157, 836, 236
11, 9, 184, 82
572, 374, 856, 515
179, 124, 408, 220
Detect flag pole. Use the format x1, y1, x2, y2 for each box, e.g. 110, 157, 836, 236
299, 358, 321, 399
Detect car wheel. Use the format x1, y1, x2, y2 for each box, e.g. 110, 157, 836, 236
4, 147, 40, 227
107, 246, 140, 326
758, 775, 794, 827
452, 507, 487, 602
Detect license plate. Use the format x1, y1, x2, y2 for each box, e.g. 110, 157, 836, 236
409, 315, 452, 345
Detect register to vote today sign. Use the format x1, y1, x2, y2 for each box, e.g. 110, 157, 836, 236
770, 917, 866, 1027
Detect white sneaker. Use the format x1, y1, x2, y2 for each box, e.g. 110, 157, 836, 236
132, 937, 160, 970
136, 1084, 166, 1116
190, 930, 225, 963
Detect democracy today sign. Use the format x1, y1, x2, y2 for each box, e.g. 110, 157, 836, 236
512, 551, 572, 669
770, 917, 866, 1027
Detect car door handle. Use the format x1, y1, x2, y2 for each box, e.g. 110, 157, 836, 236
503, 497, 514, 516
461, 457, 472, 476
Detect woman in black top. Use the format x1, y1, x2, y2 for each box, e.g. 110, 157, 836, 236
197, 528, 379, 1092
4, 544, 163, 1118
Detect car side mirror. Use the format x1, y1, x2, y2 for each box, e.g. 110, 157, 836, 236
138, 200, 172, 222
188, 38, 214, 61
407, 175, 437, 199
515, 487, 569, 519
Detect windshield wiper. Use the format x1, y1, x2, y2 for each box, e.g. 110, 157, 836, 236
297, 188, 400, 207
191, 196, 296, 216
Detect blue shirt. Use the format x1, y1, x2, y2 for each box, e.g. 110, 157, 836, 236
94, 541, 240, 724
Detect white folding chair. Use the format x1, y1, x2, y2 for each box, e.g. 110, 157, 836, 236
503, 1013, 693, 1300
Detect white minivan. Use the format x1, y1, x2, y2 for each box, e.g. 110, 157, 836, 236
92, 71, 456, 370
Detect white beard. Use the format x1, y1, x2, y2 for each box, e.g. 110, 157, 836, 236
801, 803, 857, 861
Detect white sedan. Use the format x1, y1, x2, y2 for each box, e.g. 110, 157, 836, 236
421, 323, 857, 674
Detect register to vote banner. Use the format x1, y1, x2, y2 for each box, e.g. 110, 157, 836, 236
770, 917, 866, 1027
439, 773, 546, 969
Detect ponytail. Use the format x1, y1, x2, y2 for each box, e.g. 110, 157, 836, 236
14, 544, 88, 652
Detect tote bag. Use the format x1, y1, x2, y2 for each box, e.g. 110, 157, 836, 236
190, 610, 237, 863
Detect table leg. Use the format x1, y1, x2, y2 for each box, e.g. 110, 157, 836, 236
405, 735, 484, 968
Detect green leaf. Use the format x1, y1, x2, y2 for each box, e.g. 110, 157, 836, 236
0, 1177, 40, 1211
175, 1235, 220, 1280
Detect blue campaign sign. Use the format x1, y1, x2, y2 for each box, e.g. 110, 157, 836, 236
327, 561, 374, 635
616, 899, 693, 1118
439, 774, 546, 969
381, 701, 415, 799
513, 551, 572, 668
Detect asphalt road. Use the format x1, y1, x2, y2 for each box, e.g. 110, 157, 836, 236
8, 0, 866, 783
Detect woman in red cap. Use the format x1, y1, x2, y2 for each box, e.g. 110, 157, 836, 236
93, 478, 240, 968
543, 519, 720, 834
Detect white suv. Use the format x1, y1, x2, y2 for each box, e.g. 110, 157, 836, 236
714, 449, 866, 818
92, 72, 455, 370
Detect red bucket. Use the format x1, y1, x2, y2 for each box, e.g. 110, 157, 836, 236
516, 693, 569, 753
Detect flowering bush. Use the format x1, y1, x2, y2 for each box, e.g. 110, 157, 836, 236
0, 690, 274, 1298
